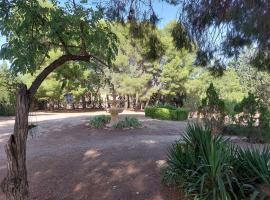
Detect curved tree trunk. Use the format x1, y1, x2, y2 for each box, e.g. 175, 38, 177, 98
1, 84, 30, 200
0, 54, 107, 200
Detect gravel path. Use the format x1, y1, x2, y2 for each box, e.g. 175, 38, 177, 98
0, 111, 187, 200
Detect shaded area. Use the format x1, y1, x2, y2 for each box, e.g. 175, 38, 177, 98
0, 111, 186, 200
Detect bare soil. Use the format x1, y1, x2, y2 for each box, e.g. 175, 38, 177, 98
0, 111, 187, 200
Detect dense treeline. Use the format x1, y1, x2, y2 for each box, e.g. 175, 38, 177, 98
0, 21, 269, 115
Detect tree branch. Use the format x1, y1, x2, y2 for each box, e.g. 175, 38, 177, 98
28, 54, 110, 98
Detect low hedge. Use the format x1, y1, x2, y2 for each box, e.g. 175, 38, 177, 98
145, 106, 188, 121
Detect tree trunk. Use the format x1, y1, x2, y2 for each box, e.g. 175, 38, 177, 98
127, 95, 130, 109
124, 95, 128, 109
82, 95, 86, 110
135, 93, 139, 110
1, 84, 30, 200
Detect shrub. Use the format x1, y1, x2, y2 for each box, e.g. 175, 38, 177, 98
89, 115, 111, 128
223, 124, 270, 143
173, 108, 189, 120
164, 123, 270, 199
112, 117, 141, 129
0, 103, 15, 116
144, 106, 188, 121
259, 104, 270, 130
156, 103, 177, 110
232, 93, 270, 141
234, 92, 258, 128
164, 124, 240, 199
235, 147, 270, 198
199, 83, 225, 134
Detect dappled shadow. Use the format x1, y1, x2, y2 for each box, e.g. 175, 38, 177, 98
0, 111, 187, 200
0, 122, 185, 200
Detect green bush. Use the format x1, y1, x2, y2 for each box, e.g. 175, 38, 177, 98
164, 123, 270, 199
234, 92, 258, 127
235, 147, 270, 198
199, 83, 225, 133
144, 106, 188, 121
89, 115, 111, 128
164, 124, 240, 199
156, 103, 177, 110
0, 103, 15, 116
223, 124, 270, 143
112, 117, 141, 129
231, 93, 270, 141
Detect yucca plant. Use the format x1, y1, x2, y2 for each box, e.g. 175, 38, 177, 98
164, 124, 242, 200
235, 147, 270, 198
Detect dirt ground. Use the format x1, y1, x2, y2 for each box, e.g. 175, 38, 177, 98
0, 111, 187, 200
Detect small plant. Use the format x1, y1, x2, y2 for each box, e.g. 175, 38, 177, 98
89, 115, 111, 128
112, 117, 141, 129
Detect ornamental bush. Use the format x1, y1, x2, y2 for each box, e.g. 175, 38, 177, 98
89, 115, 111, 128
112, 117, 141, 129
144, 106, 188, 121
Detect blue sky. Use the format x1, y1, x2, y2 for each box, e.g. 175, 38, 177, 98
0, 1, 179, 65
154, 1, 179, 27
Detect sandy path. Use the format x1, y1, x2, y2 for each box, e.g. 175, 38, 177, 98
0, 111, 187, 200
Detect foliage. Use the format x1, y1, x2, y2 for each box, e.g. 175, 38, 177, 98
0, 103, 15, 116
232, 93, 270, 141
112, 117, 141, 129
89, 115, 111, 129
0, 0, 118, 75
156, 103, 177, 110
259, 104, 270, 130
223, 124, 270, 143
234, 92, 258, 128
179, 0, 270, 70
164, 123, 270, 199
185, 68, 245, 113
235, 147, 270, 198
199, 83, 225, 133
224, 93, 270, 142
145, 106, 188, 121
0, 63, 16, 116
235, 57, 270, 107
236, 147, 270, 185
164, 124, 240, 199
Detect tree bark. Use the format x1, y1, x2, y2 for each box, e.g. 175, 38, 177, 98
127, 95, 130, 109
0, 53, 108, 200
82, 95, 86, 110
1, 84, 30, 200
